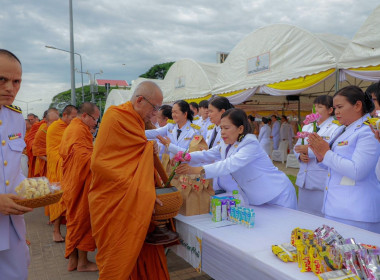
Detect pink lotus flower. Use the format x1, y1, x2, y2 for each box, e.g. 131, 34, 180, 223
296, 132, 310, 139
173, 151, 191, 162
303, 113, 321, 125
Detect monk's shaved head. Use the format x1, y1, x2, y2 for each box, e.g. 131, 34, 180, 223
78, 102, 98, 115
131, 81, 163, 101
46, 111, 59, 126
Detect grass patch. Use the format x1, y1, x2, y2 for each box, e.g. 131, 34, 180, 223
287, 174, 299, 199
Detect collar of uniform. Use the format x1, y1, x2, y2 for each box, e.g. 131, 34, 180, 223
318, 116, 334, 129
175, 120, 191, 131
345, 114, 370, 132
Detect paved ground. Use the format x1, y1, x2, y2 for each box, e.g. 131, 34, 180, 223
26, 162, 298, 280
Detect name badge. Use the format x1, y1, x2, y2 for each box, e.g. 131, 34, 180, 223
8, 133, 22, 140
184, 137, 192, 140
337, 141, 348, 146
322, 136, 330, 140
168, 130, 173, 133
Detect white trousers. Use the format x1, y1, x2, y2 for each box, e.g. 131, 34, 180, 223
0, 222, 29, 280
325, 215, 380, 234
298, 188, 324, 217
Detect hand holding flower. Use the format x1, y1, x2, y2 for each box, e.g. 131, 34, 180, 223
175, 164, 203, 175
164, 151, 192, 187
308, 133, 329, 162
299, 153, 310, 163
294, 144, 308, 155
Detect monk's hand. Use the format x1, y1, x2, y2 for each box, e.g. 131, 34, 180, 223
308, 132, 329, 162
176, 164, 202, 175
153, 198, 163, 214
294, 145, 308, 155
370, 126, 380, 143
157, 135, 171, 146
152, 140, 159, 154
299, 153, 309, 163
0, 194, 33, 215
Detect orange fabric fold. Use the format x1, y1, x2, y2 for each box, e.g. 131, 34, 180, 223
32, 127, 47, 177
46, 119, 67, 222
25, 120, 46, 177
89, 101, 169, 280
60, 118, 96, 258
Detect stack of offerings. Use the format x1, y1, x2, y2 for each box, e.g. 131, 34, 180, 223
210, 196, 255, 228
271, 225, 380, 280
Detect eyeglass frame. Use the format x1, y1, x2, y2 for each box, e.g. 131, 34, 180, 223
86, 113, 99, 123
136, 95, 160, 111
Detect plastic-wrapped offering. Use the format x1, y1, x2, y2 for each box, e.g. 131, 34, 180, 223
317, 269, 361, 280
272, 243, 297, 262
15, 177, 59, 199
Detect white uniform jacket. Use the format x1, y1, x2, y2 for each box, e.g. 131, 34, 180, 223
321, 114, 380, 223
271, 121, 280, 149
205, 124, 222, 149
189, 134, 295, 205
258, 124, 271, 156
0, 106, 27, 251
145, 120, 200, 158
197, 117, 212, 140
294, 117, 340, 191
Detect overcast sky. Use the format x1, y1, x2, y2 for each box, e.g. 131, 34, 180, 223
1, 0, 378, 117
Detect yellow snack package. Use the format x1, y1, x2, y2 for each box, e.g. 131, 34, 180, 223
272, 243, 297, 262
317, 269, 360, 280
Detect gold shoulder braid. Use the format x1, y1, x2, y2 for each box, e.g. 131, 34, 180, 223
332, 119, 342, 126
5, 105, 22, 113
190, 123, 201, 130
207, 124, 215, 130
166, 119, 175, 124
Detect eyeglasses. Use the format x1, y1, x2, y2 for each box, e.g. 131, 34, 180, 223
87, 113, 98, 122
137, 95, 160, 111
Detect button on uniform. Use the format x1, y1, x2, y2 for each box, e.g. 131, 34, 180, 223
1, 140, 5, 146
0, 120, 2, 125
325, 186, 328, 190
3, 160, 7, 166
5, 180, 9, 186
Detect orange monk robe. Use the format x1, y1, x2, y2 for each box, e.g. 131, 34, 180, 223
89, 101, 169, 280
32, 127, 47, 177
59, 118, 96, 258
25, 120, 46, 177
46, 119, 68, 222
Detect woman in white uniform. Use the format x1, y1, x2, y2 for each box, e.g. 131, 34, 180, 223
308, 86, 380, 233
258, 117, 271, 156
177, 108, 297, 209
367, 82, 380, 180
155, 105, 172, 160
294, 95, 340, 216
145, 100, 200, 158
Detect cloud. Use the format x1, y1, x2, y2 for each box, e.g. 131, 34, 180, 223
1, 0, 379, 117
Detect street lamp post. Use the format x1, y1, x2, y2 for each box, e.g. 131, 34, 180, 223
84, 70, 103, 102
45, 45, 85, 102
15, 98, 43, 116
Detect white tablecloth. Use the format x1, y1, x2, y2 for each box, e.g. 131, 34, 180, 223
174, 205, 380, 280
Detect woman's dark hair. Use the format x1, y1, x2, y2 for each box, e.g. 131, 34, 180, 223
209, 96, 234, 111
262, 117, 269, 124
366, 82, 380, 107
334, 85, 375, 114
199, 100, 209, 108
221, 108, 252, 137
281, 115, 288, 122
248, 115, 255, 121
159, 105, 172, 119
173, 100, 193, 121
314, 95, 334, 115
189, 102, 199, 112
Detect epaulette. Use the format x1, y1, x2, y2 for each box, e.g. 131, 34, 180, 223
167, 119, 175, 124
190, 123, 201, 130
208, 124, 215, 130
5, 105, 22, 113
193, 116, 200, 121
332, 119, 342, 126
363, 117, 379, 127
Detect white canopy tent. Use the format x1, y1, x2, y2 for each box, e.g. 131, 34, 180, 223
339, 4, 380, 82
211, 24, 350, 105
163, 58, 221, 103
104, 89, 132, 112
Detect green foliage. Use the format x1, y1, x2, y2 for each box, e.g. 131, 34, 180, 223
139, 62, 174, 80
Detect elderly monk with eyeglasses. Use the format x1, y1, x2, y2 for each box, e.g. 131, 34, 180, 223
89, 81, 170, 280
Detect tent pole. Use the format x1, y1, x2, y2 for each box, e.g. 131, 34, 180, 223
298, 96, 301, 125
335, 68, 340, 93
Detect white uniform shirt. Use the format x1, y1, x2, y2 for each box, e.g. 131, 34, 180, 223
205, 125, 222, 149
0, 105, 27, 251
258, 124, 271, 156
196, 117, 212, 140
145, 120, 200, 158
294, 116, 340, 191
321, 114, 380, 223
280, 122, 294, 149
189, 134, 297, 207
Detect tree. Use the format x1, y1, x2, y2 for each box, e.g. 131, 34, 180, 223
139, 62, 174, 80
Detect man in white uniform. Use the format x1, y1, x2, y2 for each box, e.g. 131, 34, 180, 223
0, 49, 33, 280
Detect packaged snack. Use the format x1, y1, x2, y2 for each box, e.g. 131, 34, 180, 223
221, 200, 228, 221
212, 200, 221, 222
15, 177, 59, 199
317, 269, 360, 280
272, 243, 297, 262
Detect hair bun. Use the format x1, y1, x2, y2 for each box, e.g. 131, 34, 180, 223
364, 90, 375, 113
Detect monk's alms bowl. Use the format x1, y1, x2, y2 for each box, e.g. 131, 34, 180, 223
153, 186, 183, 221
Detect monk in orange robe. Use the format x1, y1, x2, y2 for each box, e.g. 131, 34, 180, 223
25, 119, 45, 177
89, 81, 170, 280
47, 105, 78, 242
60, 102, 99, 272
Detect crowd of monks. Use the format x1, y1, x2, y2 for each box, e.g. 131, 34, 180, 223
23, 81, 171, 279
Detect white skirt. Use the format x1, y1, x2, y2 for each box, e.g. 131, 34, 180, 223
298, 188, 324, 217
325, 215, 380, 234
